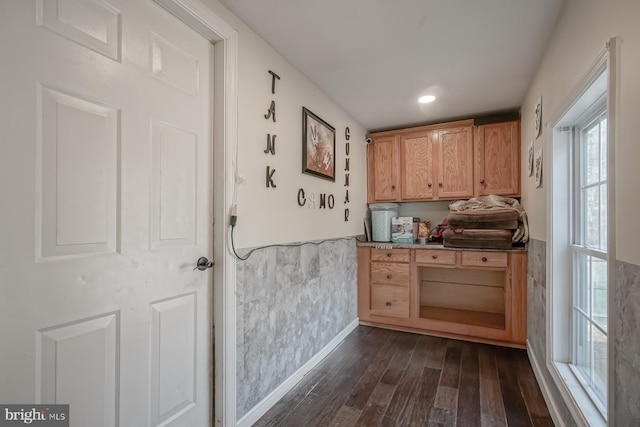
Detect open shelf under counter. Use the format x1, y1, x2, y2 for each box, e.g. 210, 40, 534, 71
419, 306, 505, 330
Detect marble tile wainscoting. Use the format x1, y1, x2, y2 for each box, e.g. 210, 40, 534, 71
235, 237, 358, 418
527, 238, 575, 425
615, 260, 640, 423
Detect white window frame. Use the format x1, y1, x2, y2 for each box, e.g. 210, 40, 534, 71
545, 37, 618, 427
569, 105, 608, 416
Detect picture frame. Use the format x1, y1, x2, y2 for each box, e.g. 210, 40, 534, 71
527, 140, 534, 176
535, 147, 543, 188
534, 96, 542, 139
302, 107, 335, 181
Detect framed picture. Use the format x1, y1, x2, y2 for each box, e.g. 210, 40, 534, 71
534, 96, 542, 139
527, 140, 534, 176
302, 107, 335, 181
535, 147, 543, 188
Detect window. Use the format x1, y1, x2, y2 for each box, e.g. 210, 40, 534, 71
570, 108, 608, 412
549, 44, 615, 424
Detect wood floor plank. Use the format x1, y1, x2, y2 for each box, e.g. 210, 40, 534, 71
312, 326, 389, 398
496, 347, 532, 426
379, 368, 404, 386
478, 345, 507, 427
457, 342, 481, 427
515, 350, 554, 426
428, 406, 457, 426
386, 331, 420, 371
344, 329, 402, 410
383, 335, 429, 421
354, 382, 396, 426
439, 340, 463, 389
424, 335, 448, 370
405, 367, 441, 426
278, 328, 386, 426
253, 368, 327, 427
328, 405, 361, 426
434, 386, 458, 411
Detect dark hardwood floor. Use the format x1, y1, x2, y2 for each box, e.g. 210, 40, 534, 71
254, 326, 554, 427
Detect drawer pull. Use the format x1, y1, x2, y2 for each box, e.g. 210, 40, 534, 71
481, 256, 488, 262
386, 274, 392, 279
387, 253, 392, 257
385, 302, 392, 307
432, 255, 438, 259
439, 182, 443, 187
391, 185, 396, 190
428, 183, 432, 188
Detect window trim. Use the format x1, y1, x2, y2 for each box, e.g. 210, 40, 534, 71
543, 37, 619, 426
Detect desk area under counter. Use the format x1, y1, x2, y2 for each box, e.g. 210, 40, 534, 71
356, 240, 527, 348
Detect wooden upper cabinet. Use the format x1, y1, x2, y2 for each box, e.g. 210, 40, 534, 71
367, 119, 477, 202
476, 121, 520, 197
367, 135, 400, 202
400, 130, 435, 200
437, 126, 474, 199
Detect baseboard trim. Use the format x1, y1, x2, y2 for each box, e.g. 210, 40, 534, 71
527, 340, 564, 426
236, 318, 360, 427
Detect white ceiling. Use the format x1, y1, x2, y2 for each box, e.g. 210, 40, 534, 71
219, 0, 566, 132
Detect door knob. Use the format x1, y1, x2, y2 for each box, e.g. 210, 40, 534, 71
194, 256, 214, 271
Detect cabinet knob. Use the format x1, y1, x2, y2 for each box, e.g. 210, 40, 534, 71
438, 182, 443, 187
391, 185, 396, 190
385, 302, 392, 307
386, 274, 392, 279
480, 179, 486, 184
481, 256, 488, 262
432, 255, 438, 259
428, 183, 432, 188
386, 253, 392, 257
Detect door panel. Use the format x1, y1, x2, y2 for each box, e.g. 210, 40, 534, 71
369, 136, 399, 202
438, 126, 474, 199
37, 314, 118, 426
38, 85, 119, 258
0, 1, 213, 426
476, 121, 520, 196
400, 131, 434, 200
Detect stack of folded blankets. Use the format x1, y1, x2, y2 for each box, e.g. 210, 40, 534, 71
443, 195, 529, 250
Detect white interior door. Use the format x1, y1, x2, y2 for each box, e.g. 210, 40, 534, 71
0, 1, 213, 425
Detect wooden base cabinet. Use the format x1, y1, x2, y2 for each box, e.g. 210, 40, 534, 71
357, 246, 527, 348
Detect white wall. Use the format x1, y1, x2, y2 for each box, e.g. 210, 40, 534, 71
520, 0, 640, 266
200, 0, 367, 249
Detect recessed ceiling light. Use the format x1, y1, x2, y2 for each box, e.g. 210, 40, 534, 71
418, 95, 436, 104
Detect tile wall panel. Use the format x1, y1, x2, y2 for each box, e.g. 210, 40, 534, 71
236, 237, 357, 417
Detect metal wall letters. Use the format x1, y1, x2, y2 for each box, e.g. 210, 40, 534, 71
344, 128, 351, 221
264, 70, 279, 188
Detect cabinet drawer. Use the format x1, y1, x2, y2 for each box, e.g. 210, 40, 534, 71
371, 248, 410, 263
461, 251, 508, 268
371, 262, 410, 286
370, 284, 409, 318
415, 249, 456, 266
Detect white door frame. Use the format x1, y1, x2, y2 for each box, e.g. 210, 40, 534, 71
152, 1, 238, 425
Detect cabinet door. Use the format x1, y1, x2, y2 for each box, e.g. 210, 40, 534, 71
476, 121, 520, 196
400, 130, 435, 200
367, 135, 400, 202
437, 126, 474, 199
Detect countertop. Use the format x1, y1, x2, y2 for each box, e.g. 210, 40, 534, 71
355, 236, 527, 252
